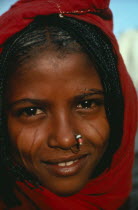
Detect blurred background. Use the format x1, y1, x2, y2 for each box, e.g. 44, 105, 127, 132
0, 0, 138, 207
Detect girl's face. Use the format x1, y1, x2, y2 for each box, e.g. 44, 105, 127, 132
6, 50, 110, 196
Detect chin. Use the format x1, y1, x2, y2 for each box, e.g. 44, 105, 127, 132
41, 177, 88, 197
49, 187, 83, 197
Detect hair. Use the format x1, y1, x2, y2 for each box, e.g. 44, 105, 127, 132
0, 15, 124, 207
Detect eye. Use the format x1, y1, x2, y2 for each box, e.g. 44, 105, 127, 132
76, 99, 103, 110
17, 107, 44, 117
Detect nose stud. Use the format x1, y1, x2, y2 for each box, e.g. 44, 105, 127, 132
75, 134, 83, 146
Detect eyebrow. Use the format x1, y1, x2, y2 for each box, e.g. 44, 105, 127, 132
7, 98, 48, 109
74, 89, 104, 101
7, 89, 104, 108
79, 89, 104, 97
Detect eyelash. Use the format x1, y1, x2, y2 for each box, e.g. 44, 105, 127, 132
16, 107, 44, 117
76, 99, 104, 110
15, 98, 104, 118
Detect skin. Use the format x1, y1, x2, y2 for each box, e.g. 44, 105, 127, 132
5, 50, 110, 196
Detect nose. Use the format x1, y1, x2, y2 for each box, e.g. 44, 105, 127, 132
47, 110, 77, 150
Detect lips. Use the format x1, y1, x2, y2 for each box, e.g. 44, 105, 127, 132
41, 154, 89, 177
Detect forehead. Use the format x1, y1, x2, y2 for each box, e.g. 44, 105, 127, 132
6, 51, 103, 102
11, 50, 98, 79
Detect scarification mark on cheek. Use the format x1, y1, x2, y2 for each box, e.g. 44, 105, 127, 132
14, 127, 40, 171
91, 124, 105, 142
28, 129, 39, 159
82, 118, 110, 148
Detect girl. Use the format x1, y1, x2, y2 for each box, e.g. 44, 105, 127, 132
0, 0, 137, 209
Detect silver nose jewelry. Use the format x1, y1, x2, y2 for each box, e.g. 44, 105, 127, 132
75, 134, 83, 146
70, 134, 83, 153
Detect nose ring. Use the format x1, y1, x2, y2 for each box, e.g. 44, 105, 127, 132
75, 134, 83, 146
70, 134, 83, 153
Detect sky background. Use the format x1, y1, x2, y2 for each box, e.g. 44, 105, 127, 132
0, 0, 138, 38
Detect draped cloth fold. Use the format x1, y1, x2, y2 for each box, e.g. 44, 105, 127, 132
0, 0, 137, 209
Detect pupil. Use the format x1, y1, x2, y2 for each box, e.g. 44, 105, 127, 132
25, 108, 36, 115
82, 100, 91, 108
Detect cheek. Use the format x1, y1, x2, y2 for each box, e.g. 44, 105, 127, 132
80, 114, 110, 149
7, 119, 46, 168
